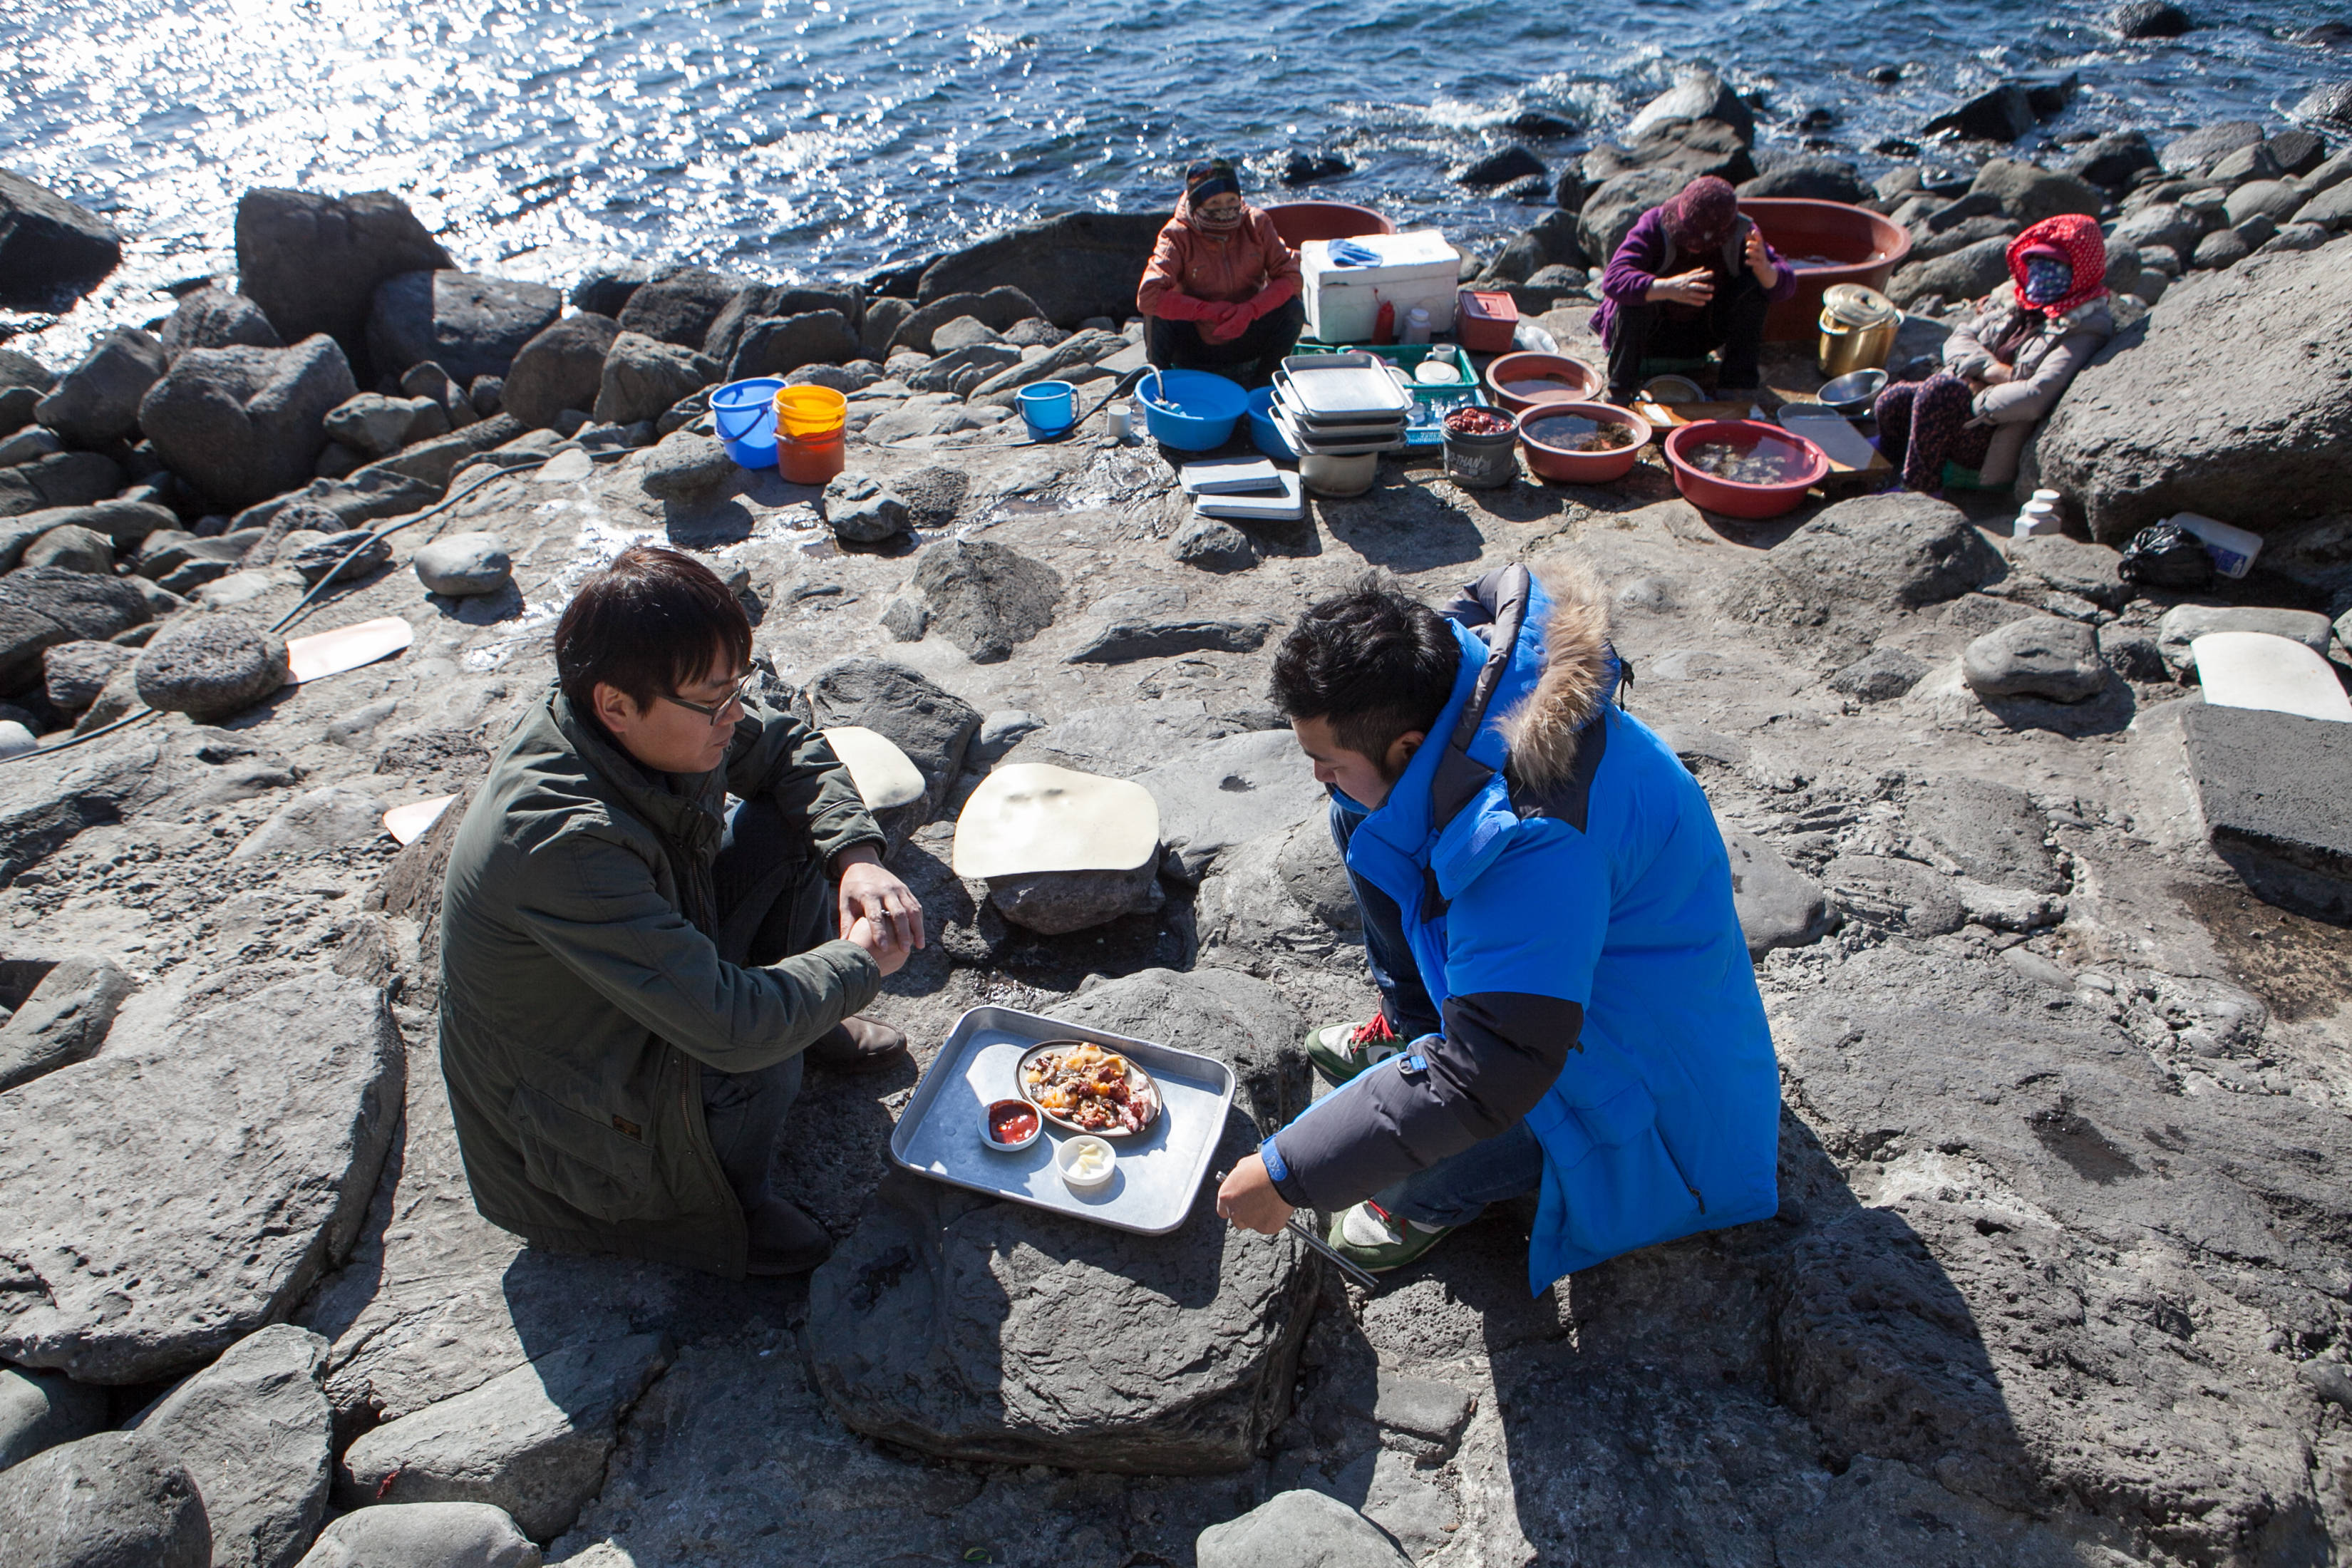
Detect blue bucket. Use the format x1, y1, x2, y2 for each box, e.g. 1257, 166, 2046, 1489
712, 377, 785, 469
1136, 368, 1247, 450
1016, 380, 1078, 440
1247, 385, 1293, 458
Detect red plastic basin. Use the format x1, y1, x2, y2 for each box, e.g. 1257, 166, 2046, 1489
1264, 202, 1397, 247
1738, 198, 1912, 342
1483, 351, 1603, 414
1663, 420, 1828, 517
1518, 402, 1653, 485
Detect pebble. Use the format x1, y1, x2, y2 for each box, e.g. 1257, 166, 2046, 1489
413, 532, 513, 597
133, 615, 291, 721
1961, 615, 2110, 702
1171, 516, 1260, 572
1827, 646, 1929, 702
0, 719, 36, 759
636, 430, 733, 503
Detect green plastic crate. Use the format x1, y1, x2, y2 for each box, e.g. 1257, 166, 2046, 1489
1291, 341, 1490, 447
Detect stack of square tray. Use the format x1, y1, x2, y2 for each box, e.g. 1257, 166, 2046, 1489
1271, 351, 1410, 456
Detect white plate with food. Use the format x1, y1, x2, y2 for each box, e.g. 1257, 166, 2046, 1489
1016, 1039, 1163, 1138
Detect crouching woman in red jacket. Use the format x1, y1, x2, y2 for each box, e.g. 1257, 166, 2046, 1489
1137, 160, 1304, 387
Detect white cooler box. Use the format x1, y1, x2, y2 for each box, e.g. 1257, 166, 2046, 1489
1301, 229, 1463, 344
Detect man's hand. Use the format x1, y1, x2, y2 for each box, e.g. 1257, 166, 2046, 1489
833, 845, 925, 951
844, 914, 909, 977
1646, 268, 1715, 307
1743, 226, 1778, 289
1216, 1154, 1296, 1235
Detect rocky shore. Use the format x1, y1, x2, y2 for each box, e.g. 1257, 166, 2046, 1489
1, 61, 2351, 1568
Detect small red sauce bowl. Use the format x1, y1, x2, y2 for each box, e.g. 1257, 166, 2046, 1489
982, 1098, 1041, 1152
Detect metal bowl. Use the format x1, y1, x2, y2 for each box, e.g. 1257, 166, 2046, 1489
1643, 373, 1707, 404
1817, 368, 1888, 415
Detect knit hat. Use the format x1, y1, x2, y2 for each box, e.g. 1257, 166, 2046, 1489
1663, 175, 1740, 250
1184, 160, 1242, 205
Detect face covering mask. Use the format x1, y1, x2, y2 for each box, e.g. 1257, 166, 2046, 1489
1195, 206, 1243, 232
2023, 255, 2073, 306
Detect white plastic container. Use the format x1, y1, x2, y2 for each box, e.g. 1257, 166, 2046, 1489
2014, 499, 2060, 537
2169, 512, 2263, 579
1301, 229, 1463, 344
1403, 306, 1432, 344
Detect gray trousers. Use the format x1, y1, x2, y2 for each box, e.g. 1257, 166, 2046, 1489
699, 796, 833, 1207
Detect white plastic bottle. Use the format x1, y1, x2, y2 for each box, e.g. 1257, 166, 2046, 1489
1403, 306, 1431, 345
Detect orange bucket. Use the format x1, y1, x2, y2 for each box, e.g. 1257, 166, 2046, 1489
778, 431, 845, 486
774, 385, 847, 440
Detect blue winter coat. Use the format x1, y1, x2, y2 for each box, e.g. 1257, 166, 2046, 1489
1262, 562, 1781, 1293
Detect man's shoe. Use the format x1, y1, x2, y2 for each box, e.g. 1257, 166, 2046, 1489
805, 1014, 908, 1073
1305, 1011, 1405, 1085
1327, 1201, 1453, 1274
743, 1195, 832, 1275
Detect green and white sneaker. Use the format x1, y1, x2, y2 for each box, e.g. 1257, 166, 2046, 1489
1328, 1201, 1454, 1274
1305, 1011, 1405, 1085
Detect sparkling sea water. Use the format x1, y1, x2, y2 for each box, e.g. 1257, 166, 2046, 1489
2, 0, 2341, 359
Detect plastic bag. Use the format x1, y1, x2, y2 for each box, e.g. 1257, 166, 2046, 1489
2118, 522, 2214, 591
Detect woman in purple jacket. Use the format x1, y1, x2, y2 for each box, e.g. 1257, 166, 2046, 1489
1589, 176, 1797, 404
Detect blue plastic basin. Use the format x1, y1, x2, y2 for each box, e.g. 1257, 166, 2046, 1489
1246, 385, 1293, 458
711, 377, 785, 469
1137, 368, 1247, 450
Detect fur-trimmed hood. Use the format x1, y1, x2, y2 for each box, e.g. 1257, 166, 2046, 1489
1498, 557, 1617, 794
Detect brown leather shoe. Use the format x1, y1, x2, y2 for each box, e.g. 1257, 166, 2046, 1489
805, 1014, 908, 1073
743, 1195, 832, 1276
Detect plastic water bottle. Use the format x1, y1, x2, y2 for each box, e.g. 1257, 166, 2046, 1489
1403, 306, 1432, 345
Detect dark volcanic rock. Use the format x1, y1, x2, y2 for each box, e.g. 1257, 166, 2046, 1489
1053, 966, 1309, 1133
892, 287, 1049, 354
1577, 170, 1688, 272
133, 615, 290, 721
0, 954, 130, 1093
160, 285, 284, 363
233, 187, 455, 377
138, 334, 359, 510
0, 1430, 211, 1568
282, 527, 392, 586
0, 976, 402, 1383
1198, 1490, 1412, 1568
728, 309, 863, 381
130, 1324, 332, 1568
2182, 703, 2352, 920
2110, 0, 2192, 36
365, 269, 562, 383
703, 283, 863, 367
2027, 244, 2352, 541
1740, 157, 1869, 203
0, 567, 150, 693
592, 332, 716, 427
0, 1366, 108, 1470
1721, 492, 2005, 650
1721, 828, 1836, 956
1455, 145, 1546, 189
35, 327, 165, 448
1582, 119, 1757, 186
569, 262, 649, 317
614, 266, 743, 349
988, 861, 1164, 934
1961, 615, 2108, 701
917, 211, 1170, 327
2294, 81, 2352, 129
1887, 234, 2013, 307
1903, 775, 2061, 891
500, 313, 619, 430
807, 1130, 1313, 1472
1624, 69, 1756, 145
2065, 129, 2161, 189
912, 538, 1063, 662
2160, 120, 2264, 175
1924, 83, 2036, 143
0, 450, 123, 519
797, 657, 981, 822
1066, 615, 1270, 664
0, 170, 123, 306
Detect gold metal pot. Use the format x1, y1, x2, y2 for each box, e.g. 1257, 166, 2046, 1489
1817, 284, 1899, 377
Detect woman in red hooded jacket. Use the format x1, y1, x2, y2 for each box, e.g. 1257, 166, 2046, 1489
1137, 160, 1304, 386
1872, 213, 2115, 492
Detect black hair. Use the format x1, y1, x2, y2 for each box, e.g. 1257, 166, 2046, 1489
554, 544, 752, 718
1269, 579, 1460, 765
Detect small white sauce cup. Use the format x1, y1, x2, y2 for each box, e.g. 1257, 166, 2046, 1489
1057, 1135, 1116, 1192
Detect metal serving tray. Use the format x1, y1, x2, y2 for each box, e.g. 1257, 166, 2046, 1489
1275, 352, 1412, 420
889, 1005, 1238, 1235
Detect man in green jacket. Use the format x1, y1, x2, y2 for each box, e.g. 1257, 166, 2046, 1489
438, 545, 923, 1276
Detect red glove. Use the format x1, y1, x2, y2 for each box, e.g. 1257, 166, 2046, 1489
1204, 300, 1252, 342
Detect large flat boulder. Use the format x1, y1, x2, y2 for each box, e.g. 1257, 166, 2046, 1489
500, 314, 618, 430
234, 188, 455, 378
0, 975, 404, 1383
336, 1334, 674, 1539
133, 1324, 333, 1568
795, 657, 979, 822
1766, 938, 2351, 1561
1049, 965, 1310, 1134
366, 270, 562, 384
1719, 492, 2006, 661
2028, 243, 2352, 541
806, 1128, 1315, 1473
916, 211, 1169, 328
0, 170, 122, 306
162, 285, 284, 363
1135, 728, 1326, 881
139, 334, 359, 511
0, 565, 150, 694
2181, 702, 2352, 920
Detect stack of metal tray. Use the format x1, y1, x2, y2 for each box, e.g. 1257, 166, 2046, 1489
1272, 351, 1409, 455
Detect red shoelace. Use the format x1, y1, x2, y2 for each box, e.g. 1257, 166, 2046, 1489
1350, 1013, 1398, 1048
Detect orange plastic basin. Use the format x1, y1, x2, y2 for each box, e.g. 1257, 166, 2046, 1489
1737, 198, 1912, 342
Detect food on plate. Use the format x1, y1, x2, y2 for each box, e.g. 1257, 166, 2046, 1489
1022, 1041, 1160, 1134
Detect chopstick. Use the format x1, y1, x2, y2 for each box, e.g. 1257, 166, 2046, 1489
1211, 1168, 1381, 1291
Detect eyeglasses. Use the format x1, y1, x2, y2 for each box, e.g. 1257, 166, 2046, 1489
661, 671, 757, 727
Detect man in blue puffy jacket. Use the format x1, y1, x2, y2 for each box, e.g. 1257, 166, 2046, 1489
1214, 561, 1781, 1287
